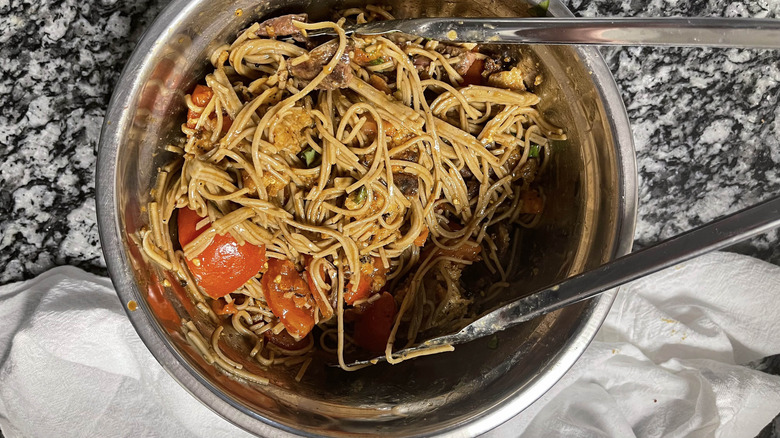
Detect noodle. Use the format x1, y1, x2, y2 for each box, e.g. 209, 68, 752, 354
141, 7, 564, 381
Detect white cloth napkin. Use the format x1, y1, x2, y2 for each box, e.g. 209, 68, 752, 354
1, 252, 779, 438
488, 252, 780, 438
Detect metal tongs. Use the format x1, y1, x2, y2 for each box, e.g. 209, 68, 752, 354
309, 17, 780, 48
347, 195, 780, 366
323, 14, 780, 366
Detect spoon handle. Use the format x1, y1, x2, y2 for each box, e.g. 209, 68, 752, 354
350, 195, 780, 366
351, 17, 780, 48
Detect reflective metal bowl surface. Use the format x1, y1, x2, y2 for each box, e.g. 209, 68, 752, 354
96, 0, 637, 435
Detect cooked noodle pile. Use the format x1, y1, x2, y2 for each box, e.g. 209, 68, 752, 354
141, 6, 565, 381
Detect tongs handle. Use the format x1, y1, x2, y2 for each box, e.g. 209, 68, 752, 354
354, 195, 780, 365
449, 194, 780, 343
315, 17, 780, 49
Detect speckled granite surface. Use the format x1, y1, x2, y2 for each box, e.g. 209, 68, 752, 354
572, 0, 780, 263
0, 0, 778, 434
0, 0, 160, 283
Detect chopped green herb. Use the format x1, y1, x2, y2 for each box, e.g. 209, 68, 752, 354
529, 0, 550, 17
298, 147, 320, 167
487, 335, 499, 350
352, 186, 368, 205
368, 57, 386, 66
344, 185, 368, 210
529, 143, 541, 158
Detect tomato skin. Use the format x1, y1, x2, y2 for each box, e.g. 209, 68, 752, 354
186, 85, 212, 128
187, 112, 234, 133
353, 292, 396, 353
218, 114, 233, 133
177, 206, 205, 246
185, 85, 233, 133
352, 47, 382, 66
261, 258, 315, 340
191, 84, 213, 106
520, 190, 544, 214
345, 275, 370, 306
413, 227, 429, 247
460, 58, 484, 87
345, 257, 388, 305
177, 208, 267, 299
210, 298, 238, 316
146, 273, 180, 330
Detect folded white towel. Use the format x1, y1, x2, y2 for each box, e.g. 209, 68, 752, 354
490, 252, 780, 438
0, 252, 778, 437
0, 267, 254, 438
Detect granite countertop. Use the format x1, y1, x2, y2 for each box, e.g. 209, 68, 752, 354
0, 0, 778, 434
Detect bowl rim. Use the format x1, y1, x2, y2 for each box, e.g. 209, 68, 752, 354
95, 0, 637, 436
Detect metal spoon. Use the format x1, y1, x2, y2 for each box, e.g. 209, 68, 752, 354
310, 17, 780, 48
346, 195, 780, 366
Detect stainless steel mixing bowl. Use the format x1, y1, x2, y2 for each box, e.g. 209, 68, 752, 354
96, 0, 637, 435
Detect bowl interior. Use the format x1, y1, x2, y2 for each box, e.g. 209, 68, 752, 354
97, 0, 636, 436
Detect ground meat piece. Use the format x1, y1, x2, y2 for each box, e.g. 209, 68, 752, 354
254, 14, 308, 42
393, 172, 419, 197
288, 39, 353, 90
489, 223, 511, 257
451, 51, 476, 76
505, 145, 540, 177
358, 152, 374, 169
317, 54, 352, 89
460, 166, 479, 198
436, 43, 466, 58
466, 179, 479, 199
434, 44, 476, 76
389, 146, 419, 163
513, 158, 539, 184
413, 55, 432, 71
481, 57, 503, 79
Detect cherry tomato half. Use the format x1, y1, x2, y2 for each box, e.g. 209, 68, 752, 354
178, 207, 266, 299
191, 84, 213, 106
261, 258, 315, 340
345, 257, 388, 305
353, 292, 396, 353
186, 85, 233, 133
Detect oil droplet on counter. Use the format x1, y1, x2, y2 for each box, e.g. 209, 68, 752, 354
235, 8, 243, 17
127, 300, 138, 311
